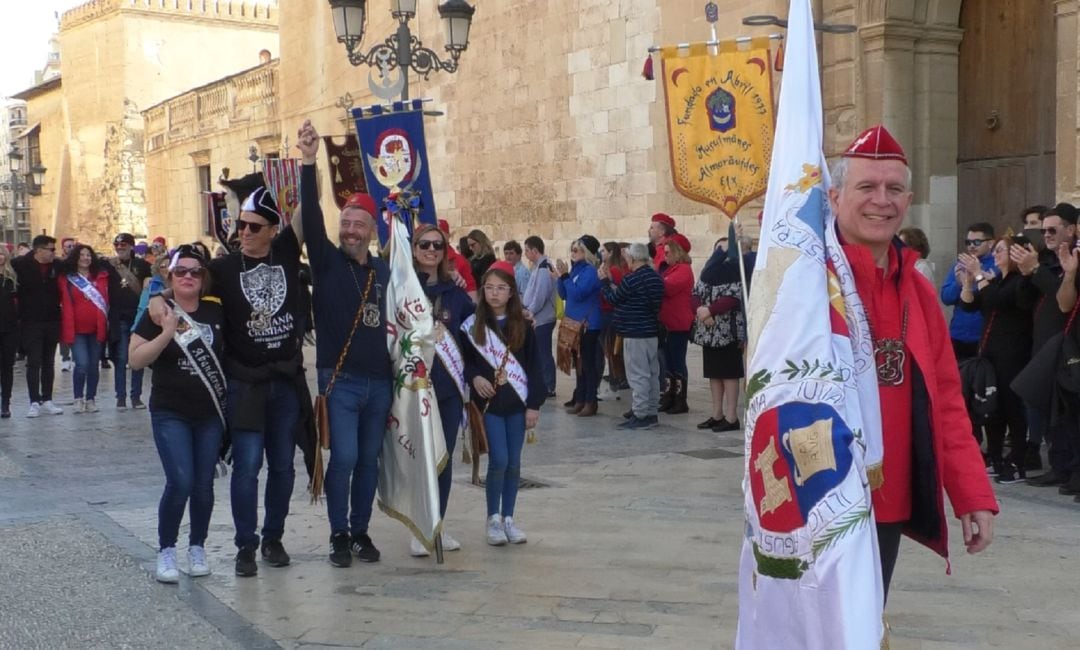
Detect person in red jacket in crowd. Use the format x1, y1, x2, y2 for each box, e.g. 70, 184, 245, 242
658, 233, 694, 414
439, 219, 477, 302
830, 124, 997, 601
59, 244, 110, 413
649, 212, 677, 271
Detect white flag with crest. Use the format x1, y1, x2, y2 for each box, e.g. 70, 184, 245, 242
378, 212, 448, 552
736, 0, 885, 647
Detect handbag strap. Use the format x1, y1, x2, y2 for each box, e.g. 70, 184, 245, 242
324, 268, 376, 398
1065, 292, 1080, 335
977, 311, 995, 357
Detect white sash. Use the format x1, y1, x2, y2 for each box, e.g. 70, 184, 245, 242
171, 302, 228, 429
460, 314, 528, 404
66, 273, 108, 317
433, 325, 468, 402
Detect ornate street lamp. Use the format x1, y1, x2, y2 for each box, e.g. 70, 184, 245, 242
7, 146, 22, 173
328, 0, 476, 101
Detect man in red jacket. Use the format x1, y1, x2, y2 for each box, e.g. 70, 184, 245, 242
829, 125, 998, 600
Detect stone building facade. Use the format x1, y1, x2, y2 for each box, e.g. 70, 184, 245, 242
20, 0, 278, 248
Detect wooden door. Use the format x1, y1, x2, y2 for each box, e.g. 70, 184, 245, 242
957, 0, 1055, 247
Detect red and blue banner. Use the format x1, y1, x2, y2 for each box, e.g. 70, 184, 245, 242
352, 100, 438, 246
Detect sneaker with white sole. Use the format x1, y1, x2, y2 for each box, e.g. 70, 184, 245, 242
597, 386, 621, 401
410, 537, 431, 557
156, 547, 179, 583
73, 399, 85, 414
188, 545, 211, 577
85, 399, 98, 413
26, 402, 41, 418
442, 532, 461, 551
503, 516, 527, 544
486, 514, 507, 546
41, 400, 63, 415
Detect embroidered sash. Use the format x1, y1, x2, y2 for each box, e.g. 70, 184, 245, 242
66, 273, 108, 317
461, 314, 528, 404
171, 301, 228, 428
433, 324, 468, 401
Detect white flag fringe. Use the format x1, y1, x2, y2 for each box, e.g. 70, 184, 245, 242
378, 213, 448, 551
736, 0, 885, 647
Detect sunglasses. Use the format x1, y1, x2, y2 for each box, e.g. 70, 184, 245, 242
964, 239, 987, 247
416, 239, 445, 251
236, 220, 266, 234
171, 266, 203, 278
1044, 227, 1060, 236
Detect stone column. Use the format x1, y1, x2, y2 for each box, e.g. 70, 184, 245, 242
1056, 0, 1080, 203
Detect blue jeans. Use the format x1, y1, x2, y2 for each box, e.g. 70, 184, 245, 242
228, 378, 299, 549
71, 334, 101, 400
484, 411, 525, 517
112, 320, 144, 400
535, 321, 556, 394
437, 393, 463, 518
663, 330, 690, 379
319, 370, 392, 535
151, 409, 224, 550
573, 329, 602, 404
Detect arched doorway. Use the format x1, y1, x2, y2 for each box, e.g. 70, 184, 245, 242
956, 0, 1056, 241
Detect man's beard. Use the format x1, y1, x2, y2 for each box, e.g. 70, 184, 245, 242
341, 240, 369, 258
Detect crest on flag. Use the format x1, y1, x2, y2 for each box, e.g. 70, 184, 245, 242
263, 158, 301, 226
377, 205, 448, 552
204, 191, 229, 249
736, 1, 884, 647
659, 38, 775, 218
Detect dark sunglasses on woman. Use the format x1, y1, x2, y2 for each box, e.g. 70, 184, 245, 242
416, 240, 445, 251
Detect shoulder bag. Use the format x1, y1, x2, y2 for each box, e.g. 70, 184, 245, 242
315, 270, 375, 449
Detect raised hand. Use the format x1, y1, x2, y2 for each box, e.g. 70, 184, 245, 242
296, 119, 320, 163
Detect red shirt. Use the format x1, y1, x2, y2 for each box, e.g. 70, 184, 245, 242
447, 247, 476, 291
600, 266, 625, 312
844, 243, 913, 523
58, 270, 110, 344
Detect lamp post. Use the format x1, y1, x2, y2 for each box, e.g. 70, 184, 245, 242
2, 146, 45, 246
328, 0, 476, 101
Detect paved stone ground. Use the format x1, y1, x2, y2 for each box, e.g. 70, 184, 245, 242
1, 346, 1079, 649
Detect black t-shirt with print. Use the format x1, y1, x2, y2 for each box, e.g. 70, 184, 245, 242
134, 299, 225, 418
207, 228, 303, 367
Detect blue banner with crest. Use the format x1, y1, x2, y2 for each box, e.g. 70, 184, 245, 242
352, 100, 438, 247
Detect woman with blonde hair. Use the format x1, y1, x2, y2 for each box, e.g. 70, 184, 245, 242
556, 235, 603, 416
466, 229, 496, 281
0, 246, 17, 417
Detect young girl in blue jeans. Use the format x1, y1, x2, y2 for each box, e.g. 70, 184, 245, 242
461, 263, 547, 545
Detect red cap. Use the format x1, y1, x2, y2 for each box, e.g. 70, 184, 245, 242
842, 125, 908, 166
438, 219, 450, 234
668, 233, 692, 253
487, 260, 516, 279
153, 236, 166, 246
344, 192, 378, 216
651, 212, 676, 228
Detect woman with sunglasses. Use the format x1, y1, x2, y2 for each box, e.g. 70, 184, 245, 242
409, 224, 475, 556
556, 235, 603, 417
59, 244, 110, 413
130, 246, 226, 583
461, 262, 546, 546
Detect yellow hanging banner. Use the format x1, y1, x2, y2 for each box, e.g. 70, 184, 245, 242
660, 39, 775, 217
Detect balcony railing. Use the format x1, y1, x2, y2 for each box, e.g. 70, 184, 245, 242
144, 61, 278, 153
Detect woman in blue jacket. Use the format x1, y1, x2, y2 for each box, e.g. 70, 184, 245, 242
410, 224, 475, 557
556, 235, 603, 417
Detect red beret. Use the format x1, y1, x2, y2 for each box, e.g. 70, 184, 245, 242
487, 260, 516, 280
842, 125, 908, 166
438, 219, 450, 234
344, 192, 378, 216
651, 212, 676, 228
153, 236, 166, 246
669, 233, 692, 253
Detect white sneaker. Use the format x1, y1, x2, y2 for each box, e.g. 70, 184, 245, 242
597, 386, 621, 401
85, 399, 98, 413
26, 402, 40, 418
410, 537, 430, 557
442, 532, 461, 552
188, 545, 211, 577
486, 514, 507, 546
41, 400, 63, 415
156, 547, 179, 583
503, 516, 527, 544
61, 360, 72, 372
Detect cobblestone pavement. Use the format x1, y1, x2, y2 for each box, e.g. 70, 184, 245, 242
1, 347, 1079, 649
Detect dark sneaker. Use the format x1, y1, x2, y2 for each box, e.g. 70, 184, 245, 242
627, 415, 659, 430
1024, 448, 1043, 472
616, 416, 639, 430
235, 546, 257, 577
713, 418, 741, 432
1058, 475, 1080, 496
260, 539, 291, 567
329, 532, 352, 567
116, 397, 127, 411
131, 397, 146, 410
351, 533, 381, 563
1027, 471, 1069, 487
697, 417, 720, 430
994, 463, 1025, 485
622, 409, 634, 420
